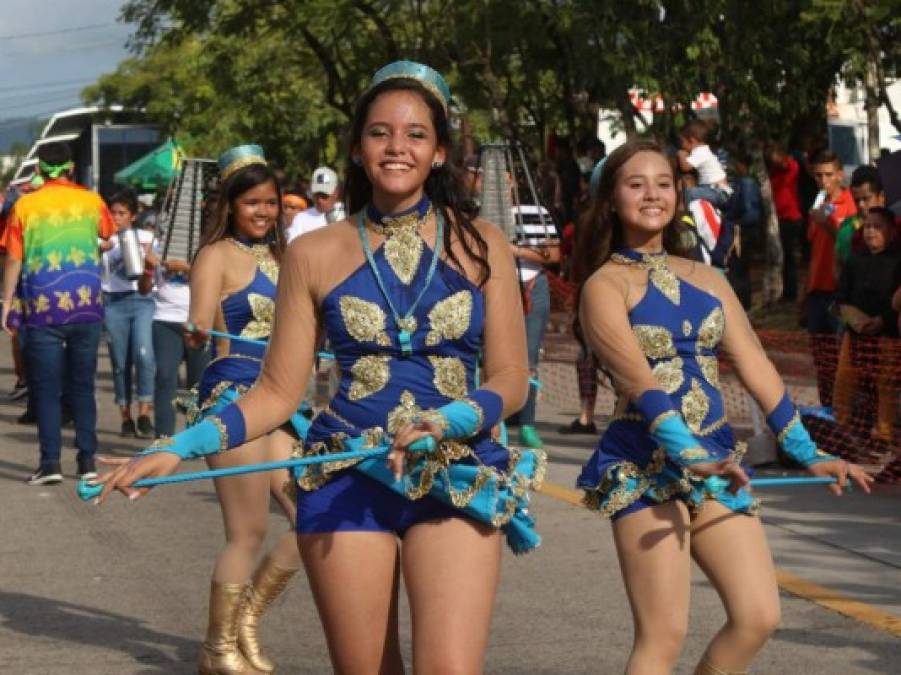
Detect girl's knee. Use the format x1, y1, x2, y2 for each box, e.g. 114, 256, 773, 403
733, 598, 781, 643
636, 616, 688, 661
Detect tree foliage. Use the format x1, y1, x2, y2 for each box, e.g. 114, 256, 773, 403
82, 0, 899, 176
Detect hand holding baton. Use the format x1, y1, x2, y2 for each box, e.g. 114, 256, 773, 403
78, 435, 436, 502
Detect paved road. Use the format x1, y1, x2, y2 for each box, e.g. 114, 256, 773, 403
1, 351, 898, 674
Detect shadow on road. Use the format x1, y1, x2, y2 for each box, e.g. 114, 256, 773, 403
774, 627, 898, 673
0, 591, 197, 673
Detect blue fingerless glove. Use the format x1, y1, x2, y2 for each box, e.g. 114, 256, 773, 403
139, 403, 247, 459
436, 389, 503, 440
766, 391, 836, 466
636, 390, 712, 466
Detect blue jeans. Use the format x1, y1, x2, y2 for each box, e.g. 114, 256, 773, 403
24, 321, 102, 469
153, 320, 210, 437
805, 290, 840, 408
685, 184, 729, 209
514, 273, 550, 427
104, 292, 156, 407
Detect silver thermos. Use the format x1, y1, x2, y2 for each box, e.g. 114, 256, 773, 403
325, 203, 346, 224
119, 227, 145, 281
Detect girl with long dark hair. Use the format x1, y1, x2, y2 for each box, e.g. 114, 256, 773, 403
110, 149, 303, 674
96, 63, 543, 673
572, 138, 872, 674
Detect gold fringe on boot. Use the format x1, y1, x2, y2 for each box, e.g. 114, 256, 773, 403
237, 556, 298, 673
694, 657, 749, 675
197, 581, 261, 675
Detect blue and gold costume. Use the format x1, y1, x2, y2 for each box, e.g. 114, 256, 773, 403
188, 238, 281, 425
577, 249, 835, 518
139, 68, 544, 554
292, 199, 545, 552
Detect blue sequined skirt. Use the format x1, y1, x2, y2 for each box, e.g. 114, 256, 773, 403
576, 418, 758, 519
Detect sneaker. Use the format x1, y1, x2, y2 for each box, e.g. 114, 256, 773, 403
17, 410, 36, 425
519, 425, 544, 449
120, 419, 136, 437
27, 465, 63, 485
77, 457, 98, 481
8, 381, 28, 401
135, 415, 154, 439
557, 418, 598, 435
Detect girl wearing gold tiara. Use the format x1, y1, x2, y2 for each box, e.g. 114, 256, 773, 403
97, 62, 544, 673
106, 148, 303, 674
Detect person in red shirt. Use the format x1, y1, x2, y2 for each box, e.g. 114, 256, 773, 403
767, 146, 803, 300
805, 149, 857, 408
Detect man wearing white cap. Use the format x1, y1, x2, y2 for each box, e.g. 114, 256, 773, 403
285, 166, 343, 243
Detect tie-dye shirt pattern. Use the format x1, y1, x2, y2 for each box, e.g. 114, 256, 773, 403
1, 179, 115, 328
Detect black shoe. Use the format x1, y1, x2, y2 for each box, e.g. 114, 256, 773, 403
557, 418, 598, 435
17, 410, 36, 425
77, 457, 97, 481
27, 465, 63, 485
120, 419, 136, 437
135, 415, 154, 439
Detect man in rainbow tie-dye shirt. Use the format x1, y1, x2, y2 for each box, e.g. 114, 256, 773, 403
1, 142, 115, 485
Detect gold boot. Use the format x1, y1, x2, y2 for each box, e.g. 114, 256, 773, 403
197, 581, 260, 675
694, 657, 748, 675
237, 556, 298, 673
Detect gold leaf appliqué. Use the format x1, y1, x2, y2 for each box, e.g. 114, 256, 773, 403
429, 355, 468, 399
339, 296, 391, 346
425, 290, 473, 345
348, 355, 391, 400
632, 325, 677, 359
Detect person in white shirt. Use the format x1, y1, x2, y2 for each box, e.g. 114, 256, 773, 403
676, 119, 732, 208
139, 246, 210, 438
100, 190, 157, 438
285, 166, 344, 242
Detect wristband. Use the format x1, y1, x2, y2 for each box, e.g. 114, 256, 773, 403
436, 389, 503, 439
766, 391, 836, 466
139, 403, 247, 459
636, 390, 711, 466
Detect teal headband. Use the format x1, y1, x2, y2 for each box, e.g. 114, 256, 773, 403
369, 61, 451, 111
38, 159, 73, 179
589, 157, 608, 196
217, 144, 267, 181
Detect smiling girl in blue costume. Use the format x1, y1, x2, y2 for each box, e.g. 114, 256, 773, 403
572, 139, 873, 675
97, 62, 544, 673
105, 147, 304, 674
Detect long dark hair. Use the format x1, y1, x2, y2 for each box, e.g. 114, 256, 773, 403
199, 163, 286, 261
571, 138, 690, 344
344, 78, 490, 285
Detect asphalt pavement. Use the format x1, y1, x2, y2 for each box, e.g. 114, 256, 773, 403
1, 348, 898, 674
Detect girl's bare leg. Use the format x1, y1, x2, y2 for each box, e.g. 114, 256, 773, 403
207, 436, 272, 582
265, 427, 302, 567
402, 517, 502, 674
689, 501, 780, 672
612, 501, 692, 675
299, 532, 404, 674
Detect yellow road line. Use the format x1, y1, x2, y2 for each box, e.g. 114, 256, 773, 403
536, 481, 584, 507
537, 479, 901, 638
775, 570, 901, 638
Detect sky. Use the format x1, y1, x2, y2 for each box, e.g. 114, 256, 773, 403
0, 0, 133, 122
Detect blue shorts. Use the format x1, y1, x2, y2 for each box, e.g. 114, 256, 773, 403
295, 469, 469, 537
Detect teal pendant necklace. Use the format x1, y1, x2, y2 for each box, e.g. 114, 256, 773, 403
358, 205, 443, 357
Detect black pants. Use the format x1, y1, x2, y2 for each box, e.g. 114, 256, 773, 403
779, 218, 803, 301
